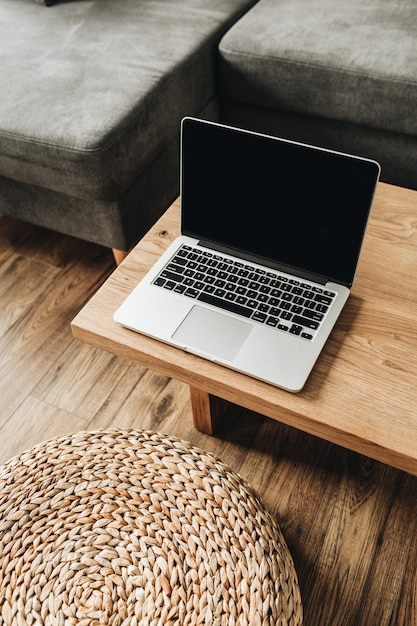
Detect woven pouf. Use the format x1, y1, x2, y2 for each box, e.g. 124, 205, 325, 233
0, 429, 302, 626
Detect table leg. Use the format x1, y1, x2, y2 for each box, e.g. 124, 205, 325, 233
189, 387, 230, 434
112, 248, 131, 266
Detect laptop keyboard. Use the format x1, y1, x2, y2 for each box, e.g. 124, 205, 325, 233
153, 244, 336, 341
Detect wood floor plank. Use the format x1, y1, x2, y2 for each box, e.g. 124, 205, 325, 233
237, 417, 334, 549
0, 254, 60, 336
0, 395, 89, 465
237, 416, 417, 626
33, 342, 136, 420
0, 214, 114, 270
177, 403, 267, 478
357, 470, 417, 626
89, 367, 191, 434
205, 404, 266, 471
0, 228, 114, 424
297, 454, 414, 626
388, 477, 417, 625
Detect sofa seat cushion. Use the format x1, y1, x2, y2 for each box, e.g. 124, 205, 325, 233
0, 0, 257, 202
219, 0, 417, 139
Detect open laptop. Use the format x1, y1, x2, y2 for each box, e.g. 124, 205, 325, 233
114, 117, 380, 392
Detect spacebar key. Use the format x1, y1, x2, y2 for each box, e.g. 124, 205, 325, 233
197, 292, 252, 318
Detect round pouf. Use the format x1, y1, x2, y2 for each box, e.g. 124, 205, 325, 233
0, 429, 303, 625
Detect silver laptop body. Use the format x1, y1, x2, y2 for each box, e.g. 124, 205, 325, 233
114, 118, 380, 392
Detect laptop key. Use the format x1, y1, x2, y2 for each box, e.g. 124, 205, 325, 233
304, 300, 316, 309
155, 243, 333, 340
314, 294, 333, 305
198, 292, 252, 318
292, 315, 320, 330
252, 311, 267, 323
159, 270, 183, 283
267, 316, 279, 327
170, 257, 187, 266
184, 288, 199, 298
303, 309, 324, 321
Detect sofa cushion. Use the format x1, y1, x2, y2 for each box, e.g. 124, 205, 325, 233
0, 0, 257, 202
219, 0, 417, 138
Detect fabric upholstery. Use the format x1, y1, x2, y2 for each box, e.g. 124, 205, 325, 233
221, 101, 417, 191
3, 0, 417, 249
0, 0, 257, 249
219, 0, 417, 137
218, 0, 417, 188
0, 0, 258, 202
0, 98, 217, 251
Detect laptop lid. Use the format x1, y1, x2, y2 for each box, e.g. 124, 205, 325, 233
180, 117, 380, 288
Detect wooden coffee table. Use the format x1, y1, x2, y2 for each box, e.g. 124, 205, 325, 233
71, 182, 417, 476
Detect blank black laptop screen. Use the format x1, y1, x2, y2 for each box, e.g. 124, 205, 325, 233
180, 118, 380, 287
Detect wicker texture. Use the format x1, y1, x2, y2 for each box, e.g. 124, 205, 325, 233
0, 429, 302, 626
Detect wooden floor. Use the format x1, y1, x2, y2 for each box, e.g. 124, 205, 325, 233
1, 214, 416, 626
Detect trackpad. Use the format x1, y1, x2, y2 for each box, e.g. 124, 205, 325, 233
172, 305, 253, 362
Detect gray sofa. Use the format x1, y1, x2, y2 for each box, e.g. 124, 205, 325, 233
218, 0, 417, 192
1, 0, 415, 258
0, 0, 257, 256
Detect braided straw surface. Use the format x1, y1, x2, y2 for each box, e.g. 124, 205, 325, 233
0, 429, 302, 626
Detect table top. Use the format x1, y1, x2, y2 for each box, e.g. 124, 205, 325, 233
72, 183, 417, 476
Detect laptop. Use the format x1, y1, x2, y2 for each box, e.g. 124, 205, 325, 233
114, 117, 380, 392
